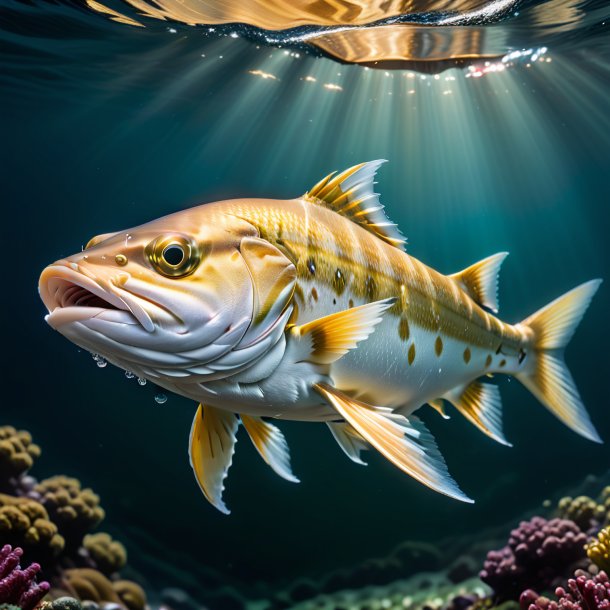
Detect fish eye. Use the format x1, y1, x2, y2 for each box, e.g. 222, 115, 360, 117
146, 234, 201, 278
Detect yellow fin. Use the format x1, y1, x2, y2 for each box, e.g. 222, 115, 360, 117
450, 252, 508, 313
517, 279, 602, 442
428, 399, 450, 420
290, 298, 395, 365
305, 160, 406, 250
327, 422, 369, 465
240, 414, 299, 483
189, 404, 239, 515
443, 382, 511, 446
315, 384, 473, 503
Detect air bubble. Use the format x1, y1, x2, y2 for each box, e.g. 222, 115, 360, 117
125, 371, 135, 379
137, 377, 147, 386
154, 393, 168, 405
92, 353, 107, 368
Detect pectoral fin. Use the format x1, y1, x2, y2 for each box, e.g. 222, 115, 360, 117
443, 381, 511, 447
240, 414, 299, 483
327, 422, 369, 465
189, 404, 239, 514
290, 298, 395, 365
315, 384, 472, 503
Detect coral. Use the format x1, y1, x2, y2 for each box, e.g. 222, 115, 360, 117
0, 544, 50, 610
480, 517, 587, 600
0, 427, 41, 486
82, 533, 126, 575
112, 580, 147, 610
0, 494, 64, 557
557, 488, 610, 533
587, 527, 610, 572
34, 477, 104, 542
523, 570, 610, 610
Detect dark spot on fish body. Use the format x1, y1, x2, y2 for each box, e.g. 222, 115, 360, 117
485, 354, 492, 368
348, 298, 354, 308
365, 276, 377, 301
435, 336, 443, 357
408, 343, 416, 365
496, 343, 503, 355
311, 287, 319, 302
399, 317, 410, 342
333, 298, 337, 305
463, 347, 471, 364
499, 359, 506, 368
518, 348, 527, 364
333, 268, 346, 295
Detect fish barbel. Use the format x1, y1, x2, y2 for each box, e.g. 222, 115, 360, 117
39, 160, 602, 513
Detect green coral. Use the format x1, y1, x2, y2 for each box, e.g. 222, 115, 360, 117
0, 426, 41, 482
0, 493, 64, 556
83, 532, 127, 575
35, 476, 105, 541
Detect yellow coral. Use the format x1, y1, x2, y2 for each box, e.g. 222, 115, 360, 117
84, 532, 127, 575
113, 579, 147, 610
0, 426, 41, 480
557, 494, 608, 530
35, 475, 105, 538
0, 493, 64, 555
587, 526, 610, 571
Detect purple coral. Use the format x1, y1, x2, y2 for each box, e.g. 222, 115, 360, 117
480, 517, 587, 600
523, 570, 610, 610
0, 544, 50, 609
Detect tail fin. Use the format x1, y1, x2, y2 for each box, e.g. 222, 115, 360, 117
516, 280, 602, 443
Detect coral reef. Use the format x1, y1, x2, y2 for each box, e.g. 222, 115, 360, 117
587, 527, 610, 572
0, 544, 50, 610
0, 427, 41, 494
522, 570, 610, 610
480, 517, 587, 601
0, 494, 64, 558
0, 423, 146, 610
557, 488, 610, 533
33, 477, 105, 543
82, 533, 126, 576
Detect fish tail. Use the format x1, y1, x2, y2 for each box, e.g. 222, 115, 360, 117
516, 279, 602, 442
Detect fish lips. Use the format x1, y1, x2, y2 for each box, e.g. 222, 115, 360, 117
39, 263, 154, 333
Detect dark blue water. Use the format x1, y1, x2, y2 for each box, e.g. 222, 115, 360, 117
1, 0, 609, 605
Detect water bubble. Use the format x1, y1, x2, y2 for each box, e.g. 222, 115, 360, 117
154, 393, 168, 405
91, 353, 107, 368
137, 377, 147, 386
124, 371, 135, 379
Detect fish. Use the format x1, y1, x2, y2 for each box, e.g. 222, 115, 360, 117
38, 160, 602, 514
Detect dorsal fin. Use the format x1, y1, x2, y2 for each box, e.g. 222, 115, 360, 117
304, 160, 406, 250
449, 252, 508, 313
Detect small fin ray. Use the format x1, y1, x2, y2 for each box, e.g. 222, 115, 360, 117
327, 421, 369, 465
443, 382, 511, 446
240, 414, 299, 482
189, 404, 239, 514
428, 399, 450, 420
290, 298, 395, 364
315, 384, 473, 503
450, 252, 508, 313
305, 160, 406, 250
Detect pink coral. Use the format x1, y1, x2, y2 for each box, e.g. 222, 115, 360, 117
0, 543, 50, 609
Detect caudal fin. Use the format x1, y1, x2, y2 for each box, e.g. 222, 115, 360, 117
516, 280, 602, 443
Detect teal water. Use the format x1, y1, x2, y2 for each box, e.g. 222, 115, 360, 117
1, 0, 610, 604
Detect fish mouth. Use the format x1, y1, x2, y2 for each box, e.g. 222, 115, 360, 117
39, 263, 155, 333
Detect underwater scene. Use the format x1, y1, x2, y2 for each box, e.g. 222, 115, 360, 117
1, 0, 610, 608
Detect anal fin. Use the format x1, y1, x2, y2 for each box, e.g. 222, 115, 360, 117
315, 384, 472, 503
428, 399, 450, 420
327, 421, 369, 465
241, 414, 299, 483
449, 252, 508, 313
290, 298, 395, 365
189, 404, 239, 515
443, 381, 511, 447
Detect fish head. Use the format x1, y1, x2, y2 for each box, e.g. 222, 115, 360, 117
38, 203, 296, 382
